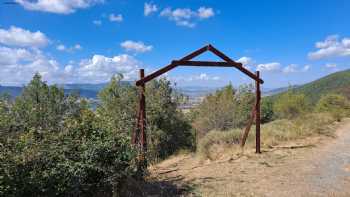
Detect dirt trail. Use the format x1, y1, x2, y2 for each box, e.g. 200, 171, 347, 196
148, 119, 350, 197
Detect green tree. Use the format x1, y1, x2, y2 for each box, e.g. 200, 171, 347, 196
11, 73, 82, 134
96, 74, 137, 136
145, 78, 194, 160
0, 93, 14, 134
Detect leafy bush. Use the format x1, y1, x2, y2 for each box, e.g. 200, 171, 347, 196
315, 93, 350, 121
261, 98, 274, 123
96, 76, 194, 162
273, 90, 308, 119
0, 74, 138, 197
191, 84, 255, 137
145, 79, 194, 162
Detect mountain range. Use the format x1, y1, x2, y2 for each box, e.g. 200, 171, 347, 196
1, 69, 349, 102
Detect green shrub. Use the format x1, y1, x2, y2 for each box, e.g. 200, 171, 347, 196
0, 106, 138, 197
191, 84, 255, 137
261, 98, 274, 123
315, 93, 350, 121
273, 90, 308, 119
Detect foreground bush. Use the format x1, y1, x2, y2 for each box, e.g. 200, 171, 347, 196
0, 109, 137, 197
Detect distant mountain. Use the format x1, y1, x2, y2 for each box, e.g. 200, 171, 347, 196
268, 69, 350, 102
61, 81, 132, 92
263, 85, 299, 96
0, 86, 101, 100
0, 81, 134, 100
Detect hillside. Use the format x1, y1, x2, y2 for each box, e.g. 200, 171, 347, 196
269, 69, 350, 102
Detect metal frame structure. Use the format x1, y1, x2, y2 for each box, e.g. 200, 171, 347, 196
132, 44, 264, 164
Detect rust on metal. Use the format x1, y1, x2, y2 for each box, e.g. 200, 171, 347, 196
172, 60, 242, 67
255, 71, 261, 154
240, 102, 257, 147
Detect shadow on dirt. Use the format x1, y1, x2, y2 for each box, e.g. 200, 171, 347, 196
121, 176, 196, 197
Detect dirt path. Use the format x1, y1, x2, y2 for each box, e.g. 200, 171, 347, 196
147, 119, 350, 197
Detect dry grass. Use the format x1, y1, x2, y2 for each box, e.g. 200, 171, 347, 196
197, 112, 338, 160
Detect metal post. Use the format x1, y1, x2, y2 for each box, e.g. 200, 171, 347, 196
139, 69, 147, 168
255, 71, 261, 154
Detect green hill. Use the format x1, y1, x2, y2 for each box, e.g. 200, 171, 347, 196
269, 69, 350, 103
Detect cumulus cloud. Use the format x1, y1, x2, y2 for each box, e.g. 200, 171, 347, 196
0, 50, 143, 85
282, 64, 298, 73
144, 2, 158, 16
109, 14, 123, 22
256, 62, 281, 72
237, 56, 253, 70
56, 44, 82, 52
0, 26, 49, 48
15, 0, 104, 14
0, 46, 63, 85
160, 6, 215, 28
308, 35, 350, 60
67, 54, 142, 83
120, 40, 153, 53
197, 7, 215, 19
237, 56, 252, 65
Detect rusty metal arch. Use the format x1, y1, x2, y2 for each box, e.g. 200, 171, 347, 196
132, 44, 263, 164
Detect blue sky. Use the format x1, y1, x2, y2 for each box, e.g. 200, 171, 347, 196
0, 0, 349, 88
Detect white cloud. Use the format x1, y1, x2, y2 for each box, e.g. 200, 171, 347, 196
120, 40, 153, 53
0, 46, 63, 85
325, 63, 337, 68
256, 62, 281, 72
282, 64, 298, 73
144, 2, 158, 16
0, 46, 34, 65
237, 56, 252, 65
56, 43, 82, 52
237, 56, 253, 69
197, 7, 215, 19
302, 65, 311, 72
308, 35, 350, 60
74, 44, 82, 50
0, 48, 143, 85
15, 0, 104, 14
69, 54, 142, 83
282, 64, 311, 73
109, 14, 123, 22
160, 6, 215, 28
93, 20, 102, 26
56, 44, 66, 51
0, 26, 49, 48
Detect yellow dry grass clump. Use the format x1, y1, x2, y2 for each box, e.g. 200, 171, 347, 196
197, 112, 338, 160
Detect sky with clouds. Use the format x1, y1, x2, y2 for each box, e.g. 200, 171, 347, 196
0, 0, 349, 88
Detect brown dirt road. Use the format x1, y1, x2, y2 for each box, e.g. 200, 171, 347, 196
147, 119, 350, 197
